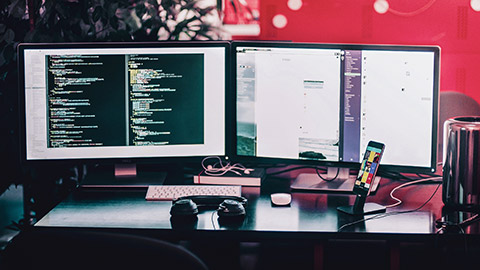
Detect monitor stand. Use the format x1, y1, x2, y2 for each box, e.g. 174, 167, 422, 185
290, 167, 381, 193
80, 164, 167, 188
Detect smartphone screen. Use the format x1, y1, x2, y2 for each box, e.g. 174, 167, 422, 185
353, 141, 385, 196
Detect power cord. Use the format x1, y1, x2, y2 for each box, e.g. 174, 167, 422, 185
436, 213, 480, 233
266, 165, 341, 182
379, 170, 442, 182
338, 181, 441, 231
315, 167, 339, 182
379, 171, 416, 181
435, 213, 480, 254
385, 176, 442, 208
266, 165, 327, 177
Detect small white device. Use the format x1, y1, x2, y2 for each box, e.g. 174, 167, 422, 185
270, 193, 292, 206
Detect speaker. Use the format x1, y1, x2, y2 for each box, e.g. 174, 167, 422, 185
170, 195, 247, 218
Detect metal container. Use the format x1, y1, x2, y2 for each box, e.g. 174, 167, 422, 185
443, 116, 480, 208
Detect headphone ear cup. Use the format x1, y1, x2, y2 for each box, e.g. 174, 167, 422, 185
217, 199, 246, 218
170, 199, 199, 217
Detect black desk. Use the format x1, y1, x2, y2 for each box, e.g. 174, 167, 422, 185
34, 175, 461, 270
35, 182, 441, 238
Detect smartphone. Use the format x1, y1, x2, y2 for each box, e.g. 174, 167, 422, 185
353, 141, 385, 196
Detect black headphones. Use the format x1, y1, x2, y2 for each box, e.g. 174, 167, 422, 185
170, 195, 248, 219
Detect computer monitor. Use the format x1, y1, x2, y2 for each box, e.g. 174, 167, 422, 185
18, 41, 229, 185
233, 42, 439, 190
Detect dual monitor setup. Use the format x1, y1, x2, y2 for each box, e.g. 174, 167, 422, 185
18, 41, 440, 211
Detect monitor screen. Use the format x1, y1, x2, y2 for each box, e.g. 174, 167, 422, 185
18, 42, 228, 164
234, 42, 439, 173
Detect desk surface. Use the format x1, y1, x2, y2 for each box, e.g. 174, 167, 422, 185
35, 176, 447, 241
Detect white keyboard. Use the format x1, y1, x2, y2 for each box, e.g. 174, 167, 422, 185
145, 185, 242, 201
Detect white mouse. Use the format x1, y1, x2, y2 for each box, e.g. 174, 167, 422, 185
270, 193, 292, 206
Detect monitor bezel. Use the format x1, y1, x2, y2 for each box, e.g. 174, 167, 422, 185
18, 41, 232, 166
230, 41, 440, 173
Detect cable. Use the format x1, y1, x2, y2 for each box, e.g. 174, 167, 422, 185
435, 213, 480, 254
266, 165, 340, 182
436, 213, 480, 233
316, 167, 339, 182
416, 173, 441, 178
201, 156, 252, 176
379, 170, 442, 182
211, 211, 217, 230
385, 176, 442, 208
459, 214, 480, 228
266, 165, 327, 177
338, 182, 441, 231
380, 171, 416, 181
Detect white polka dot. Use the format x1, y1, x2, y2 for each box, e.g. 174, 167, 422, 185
471, 0, 480, 11
374, 0, 389, 14
272, 14, 288, 29
287, 0, 303, 11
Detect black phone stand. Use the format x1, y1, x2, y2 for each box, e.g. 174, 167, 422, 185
337, 193, 386, 216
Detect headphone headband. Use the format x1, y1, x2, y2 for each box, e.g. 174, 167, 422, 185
172, 195, 248, 207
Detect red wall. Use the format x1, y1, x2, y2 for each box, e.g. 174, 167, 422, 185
244, 0, 480, 104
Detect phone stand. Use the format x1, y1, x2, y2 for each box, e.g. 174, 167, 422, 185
337, 193, 386, 216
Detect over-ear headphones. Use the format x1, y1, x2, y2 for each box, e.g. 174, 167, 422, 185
170, 195, 247, 219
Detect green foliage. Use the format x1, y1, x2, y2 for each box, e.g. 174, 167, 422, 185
0, 0, 226, 192
0, 0, 225, 79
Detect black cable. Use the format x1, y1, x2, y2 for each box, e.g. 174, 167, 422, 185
268, 165, 440, 183
5, 219, 25, 231
380, 170, 442, 182
459, 214, 480, 228
267, 165, 342, 182
265, 165, 326, 177
315, 167, 339, 182
436, 212, 480, 255
380, 171, 415, 181
338, 182, 441, 231
251, 164, 289, 169
436, 222, 469, 254
418, 172, 442, 178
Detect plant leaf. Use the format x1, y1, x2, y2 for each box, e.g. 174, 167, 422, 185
93, 6, 102, 22
3, 29, 15, 43
2, 43, 14, 63
110, 16, 119, 30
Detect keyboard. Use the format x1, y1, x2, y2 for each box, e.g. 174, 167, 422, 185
145, 185, 242, 201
